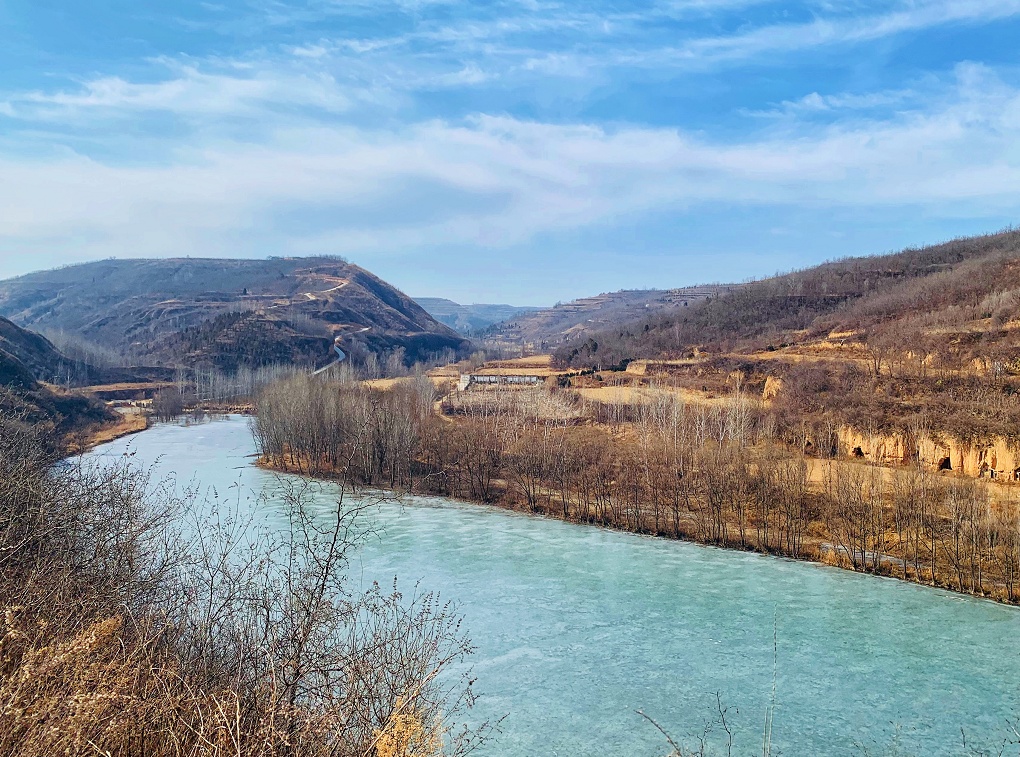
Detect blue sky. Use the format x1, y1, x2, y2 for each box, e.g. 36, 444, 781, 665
0, 0, 1019, 305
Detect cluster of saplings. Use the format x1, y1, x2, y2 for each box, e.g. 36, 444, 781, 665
0, 413, 483, 756
255, 375, 1020, 603
148, 349, 471, 422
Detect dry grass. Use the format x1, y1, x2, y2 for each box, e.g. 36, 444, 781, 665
364, 376, 450, 392
625, 358, 702, 376
464, 355, 560, 378
573, 385, 747, 409
364, 377, 415, 391
483, 355, 553, 369
426, 366, 461, 378
0, 612, 448, 757
442, 386, 583, 422
81, 381, 177, 394
0, 415, 483, 757
70, 409, 150, 453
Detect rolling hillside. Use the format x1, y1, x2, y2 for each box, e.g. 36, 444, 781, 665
555, 229, 1020, 367
0, 316, 69, 383
547, 228, 1020, 454
0, 258, 469, 370
484, 285, 735, 351
0, 317, 112, 437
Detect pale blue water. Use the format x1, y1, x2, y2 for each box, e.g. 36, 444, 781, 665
88, 417, 1020, 756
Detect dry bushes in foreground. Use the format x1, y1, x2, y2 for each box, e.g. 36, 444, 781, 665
0, 415, 483, 757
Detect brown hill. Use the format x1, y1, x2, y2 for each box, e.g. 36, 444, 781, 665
484, 285, 735, 351
0, 258, 469, 370
0, 317, 112, 438
555, 229, 1020, 367
0, 316, 68, 382
549, 228, 1020, 456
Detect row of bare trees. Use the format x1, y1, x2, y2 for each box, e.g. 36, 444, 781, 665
825, 463, 1020, 598
253, 376, 1020, 603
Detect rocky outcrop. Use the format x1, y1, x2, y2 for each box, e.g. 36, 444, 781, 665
762, 376, 784, 402
837, 427, 1020, 481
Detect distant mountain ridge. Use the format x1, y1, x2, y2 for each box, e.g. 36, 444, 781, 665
414, 297, 541, 335
0, 258, 469, 370
483, 285, 736, 351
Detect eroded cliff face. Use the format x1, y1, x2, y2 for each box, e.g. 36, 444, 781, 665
762, 376, 784, 402
836, 427, 1020, 481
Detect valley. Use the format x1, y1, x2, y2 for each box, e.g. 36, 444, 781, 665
4, 2, 1016, 753
414, 297, 540, 335
8, 232, 1020, 754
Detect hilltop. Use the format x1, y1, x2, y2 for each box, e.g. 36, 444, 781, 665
0, 258, 469, 371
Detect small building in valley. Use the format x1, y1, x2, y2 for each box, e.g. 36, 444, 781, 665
457, 373, 546, 390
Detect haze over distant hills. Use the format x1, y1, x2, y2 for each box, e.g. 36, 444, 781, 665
414, 298, 541, 335
0, 258, 469, 371
482, 286, 736, 351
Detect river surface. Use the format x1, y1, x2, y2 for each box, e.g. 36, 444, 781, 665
87, 417, 1020, 756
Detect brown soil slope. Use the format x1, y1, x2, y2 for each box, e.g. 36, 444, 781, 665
556, 229, 1020, 366
0, 319, 112, 438
486, 285, 736, 351
0, 258, 469, 370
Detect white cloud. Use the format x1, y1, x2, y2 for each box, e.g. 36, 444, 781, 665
10, 0, 1007, 136
292, 44, 331, 59
1, 64, 1018, 276
3, 59, 351, 122
280, 0, 1020, 82
742, 88, 921, 118
657, 0, 1020, 65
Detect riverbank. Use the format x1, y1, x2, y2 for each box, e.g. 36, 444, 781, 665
252, 373, 1020, 608
70, 408, 150, 453
92, 415, 1020, 756
257, 450, 1018, 606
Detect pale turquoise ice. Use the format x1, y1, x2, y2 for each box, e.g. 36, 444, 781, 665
88, 417, 1020, 756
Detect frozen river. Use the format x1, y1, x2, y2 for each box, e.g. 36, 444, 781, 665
88, 416, 1020, 756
